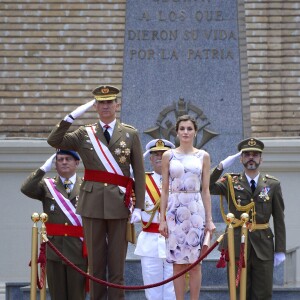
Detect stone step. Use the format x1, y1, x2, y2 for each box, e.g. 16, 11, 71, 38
6, 282, 300, 300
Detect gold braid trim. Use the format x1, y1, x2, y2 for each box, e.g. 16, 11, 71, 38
220, 173, 256, 228
142, 200, 160, 229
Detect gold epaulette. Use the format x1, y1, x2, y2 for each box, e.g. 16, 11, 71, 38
265, 174, 279, 181
221, 173, 240, 182
226, 173, 240, 177
121, 123, 137, 130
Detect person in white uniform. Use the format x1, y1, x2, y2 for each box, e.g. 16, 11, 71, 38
134, 139, 176, 300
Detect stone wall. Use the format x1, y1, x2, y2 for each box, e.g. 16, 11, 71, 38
0, 0, 299, 138
0, 0, 126, 137
244, 0, 300, 137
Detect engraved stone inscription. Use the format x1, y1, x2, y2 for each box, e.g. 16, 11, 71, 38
125, 0, 237, 62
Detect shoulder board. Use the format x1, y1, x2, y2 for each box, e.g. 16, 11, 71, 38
85, 123, 97, 127
265, 174, 279, 181
121, 123, 136, 130
145, 172, 154, 175
224, 173, 240, 178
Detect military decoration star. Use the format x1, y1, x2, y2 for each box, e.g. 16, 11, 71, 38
120, 141, 126, 148
124, 148, 130, 156
114, 148, 121, 155
119, 156, 126, 164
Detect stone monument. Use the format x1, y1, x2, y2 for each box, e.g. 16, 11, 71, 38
121, 0, 247, 220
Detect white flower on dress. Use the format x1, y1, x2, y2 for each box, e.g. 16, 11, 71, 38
180, 220, 191, 234
183, 173, 200, 191
168, 234, 178, 251
171, 178, 183, 192
188, 201, 199, 214
169, 246, 185, 262
170, 160, 184, 178
176, 206, 191, 223
182, 156, 200, 173
186, 228, 201, 247
189, 248, 201, 263
178, 193, 192, 206
166, 211, 176, 231
190, 214, 203, 228
173, 226, 186, 245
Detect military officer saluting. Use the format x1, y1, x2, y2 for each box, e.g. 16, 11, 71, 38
21, 150, 87, 300
47, 85, 145, 300
134, 138, 176, 300
210, 137, 286, 300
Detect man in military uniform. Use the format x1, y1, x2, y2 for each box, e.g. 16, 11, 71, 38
134, 138, 176, 300
47, 85, 145, 300
21, 150, 87, 300
210, 137, 286, 300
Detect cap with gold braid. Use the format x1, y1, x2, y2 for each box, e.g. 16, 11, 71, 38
143, 139, 175, 158
238, 137, 264, 153
92, 85, 119, 101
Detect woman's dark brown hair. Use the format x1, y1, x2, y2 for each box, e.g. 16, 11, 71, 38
175, 115, 198, 132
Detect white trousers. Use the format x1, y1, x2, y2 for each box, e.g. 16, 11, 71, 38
141, 256, 175, 300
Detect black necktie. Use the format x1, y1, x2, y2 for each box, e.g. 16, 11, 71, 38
103, 124, 110, 144
64, 179, 72, 196
250, 179, 256, 193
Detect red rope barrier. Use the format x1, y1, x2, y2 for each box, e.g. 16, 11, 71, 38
235, 242, 245, 287
44, 235, 221, 290
29, 242, 47, 290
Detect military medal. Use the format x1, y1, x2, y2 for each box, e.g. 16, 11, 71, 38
259, 186, 270, 201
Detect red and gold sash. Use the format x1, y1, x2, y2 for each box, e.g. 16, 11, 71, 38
142, 174, 161, 231
145, 173, 161, 205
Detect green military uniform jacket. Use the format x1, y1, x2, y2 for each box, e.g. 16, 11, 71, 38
210, 167, 286, 260
21, 168, 87, 265
47, 120, 145, 219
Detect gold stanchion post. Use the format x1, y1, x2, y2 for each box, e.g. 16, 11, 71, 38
30, 213, 40, 300
239, 213, 249, 300
39, 213, 48, 300
226, 213, 236, 300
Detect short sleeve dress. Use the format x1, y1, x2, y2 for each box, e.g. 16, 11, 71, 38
166, 149, 206, 264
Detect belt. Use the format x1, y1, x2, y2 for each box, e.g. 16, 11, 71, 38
84, 169, 134, 208
170, 190, 200, 194
142, 221, 160, 233
247, 222, 269, 231
45, 223, 84, 237
45, 223, 87, 257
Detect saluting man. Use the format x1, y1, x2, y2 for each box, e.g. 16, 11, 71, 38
21, 150, 87, 300
210, 137, 286, 300
47, 85, 145, 300
134, 139, 176, 300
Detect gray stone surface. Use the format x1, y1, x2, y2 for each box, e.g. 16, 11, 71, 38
121, 0, 244, 222
122, 0, 244, 164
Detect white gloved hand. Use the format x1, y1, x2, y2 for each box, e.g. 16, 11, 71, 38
64, 99, 95, 123
40, 153, 56, 173
220, 151, 241, 169
274, 252, 286, 267
130, 208, 142, 224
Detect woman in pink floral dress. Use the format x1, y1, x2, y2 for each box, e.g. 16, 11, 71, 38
159, 115, 216, 300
